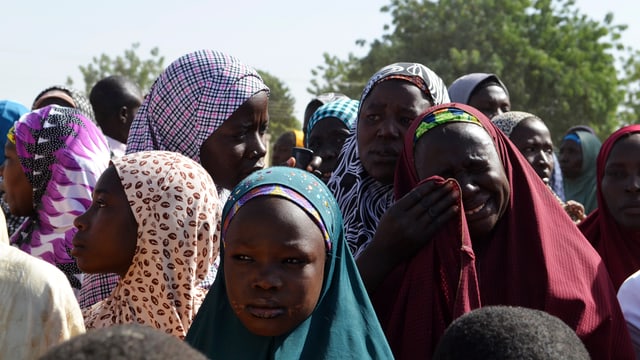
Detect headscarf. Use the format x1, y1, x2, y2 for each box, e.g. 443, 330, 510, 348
304, 99, 359, 147
447, 73, 509, 104
617, 269, 640, 359
126, 49, 269, 163
0, 100, 29, 237
491, 111, 566, 201
83, 151, 220, 339
32, 85, 96, 123
562, 127, 601, 214
381, 103, 632, 359
9, 105, 110, 290
186, 167, 394, 359
579, 124, 640, 290
0, 240, 85, 358
327, 62, 450, 257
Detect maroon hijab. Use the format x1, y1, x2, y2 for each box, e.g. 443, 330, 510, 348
579, 124, 640, 291
375, 103, 632, 359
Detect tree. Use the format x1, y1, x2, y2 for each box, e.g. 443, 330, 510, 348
258, 70, 301, 142
67, 43, 165, 95
310, 0, 636, 140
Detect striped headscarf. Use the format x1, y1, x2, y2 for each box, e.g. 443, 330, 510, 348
327, 63, 449, 256
9, 106, 110, 290
304, 99, 359, 147
126, 50, 269, 162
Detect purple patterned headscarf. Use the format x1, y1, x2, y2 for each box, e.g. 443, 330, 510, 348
126, 49, 269, 162
10, 105, 110, 290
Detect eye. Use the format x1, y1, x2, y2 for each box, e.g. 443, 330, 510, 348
399, 116, 413, 126
232, 254, 253, 262
283, 258, 306, 265
259, 122, 268, 135
364, 113, 380, 124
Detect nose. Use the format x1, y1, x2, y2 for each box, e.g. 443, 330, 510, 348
73, 211, 88, 231
248, 132, 267, 160
536, 150, 552, 168
457, 173, 479, 201
625, 174, 640, 192
376, 118, 401, 138
252, 264, 283, 291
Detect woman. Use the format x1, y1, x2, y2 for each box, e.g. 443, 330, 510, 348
579, 125, 640, 290
491, 111, 585, 222
559, 126, 601, 215
74, 151, 219, 339
186, 167, 394, 359
3, 105, 110, 293
377, 103, 632, 359
305, 98, 358, 182
32, 85, 96, 123
448, 73, 510, 120
327, 62, 449, 260
0, 100, 29, 236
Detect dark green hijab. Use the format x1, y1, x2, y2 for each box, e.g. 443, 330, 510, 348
562, 129, 601, 215
185, 167, 393, 359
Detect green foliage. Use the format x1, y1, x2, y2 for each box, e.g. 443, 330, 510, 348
67, 43, 165, 95
311, 0, 637, 140
257, 70, 300, 142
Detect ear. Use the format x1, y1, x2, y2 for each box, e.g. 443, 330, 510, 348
119, 106, 128, 124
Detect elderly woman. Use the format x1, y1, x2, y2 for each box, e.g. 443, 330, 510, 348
579, 125, 640, 290
374, 103, 632, 359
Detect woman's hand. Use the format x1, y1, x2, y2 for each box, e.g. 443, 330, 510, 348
357, 178, 460, 293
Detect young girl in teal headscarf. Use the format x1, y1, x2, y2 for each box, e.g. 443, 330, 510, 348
559, 127, 601, 215
185, 167, 393, 359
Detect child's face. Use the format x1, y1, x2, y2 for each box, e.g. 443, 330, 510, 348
224, 196, 326, 337
72, 166, 138, 277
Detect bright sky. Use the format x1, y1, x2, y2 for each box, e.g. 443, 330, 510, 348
1, 0, 638, 121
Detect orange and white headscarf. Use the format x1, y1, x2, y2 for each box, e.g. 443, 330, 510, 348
83, 151, 221, 338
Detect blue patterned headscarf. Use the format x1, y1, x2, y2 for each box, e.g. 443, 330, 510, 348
304, 99, 359, 147
186, 167, 393, 359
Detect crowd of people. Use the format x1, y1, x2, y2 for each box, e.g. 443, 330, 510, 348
2, 49, 640, 359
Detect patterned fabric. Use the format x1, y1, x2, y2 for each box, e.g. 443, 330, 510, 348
490, 111, 538, 137
10, 106, 110, 290
562, 128, 601, 214
0, 241, 85, 358
304, 99, 359, 147
126, 49, 269, 163
78, 273, 120, 309
83, 151, 220, 339
186, 167, 394, 359
414, 106, 481, 142
448, 73, 509, 104
0, 100, 29, 237
32, 85, 96, 124
327, 62, 450, 257
223, 184, 330, 250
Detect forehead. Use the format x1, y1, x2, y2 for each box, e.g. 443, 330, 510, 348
607, 133, 640, 164
415, 123, 496, 163
309, 117, 348, 137
473, 85, 509, 101
511, 117, 552, 140
96, 166, 124, 192
362, 80, 428, 107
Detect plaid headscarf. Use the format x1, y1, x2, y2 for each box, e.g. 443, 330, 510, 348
10, 106, 110, 290
126, 50, 269, 162
304, 99, 359, 147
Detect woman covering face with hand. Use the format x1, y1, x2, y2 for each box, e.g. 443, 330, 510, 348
374, 103, 632, 359
74, 151, 220, 339
186, 167, 393, 359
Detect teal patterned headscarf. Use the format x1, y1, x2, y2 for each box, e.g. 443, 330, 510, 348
186, 167, 393, 359
304, 99, 359, 147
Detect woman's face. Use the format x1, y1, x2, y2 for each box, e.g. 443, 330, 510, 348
601, 133, 640, 230
468, 85, 511, 120
72, 166, 138, 277
559, 138, 583, 179
224, 196, 326, 337
200, 91, 269, 190
357, 80, 432, 185
509, 117, 555, 184
307, 117, 350, 182
2, 141, 34, 216
414, 122, 510, 239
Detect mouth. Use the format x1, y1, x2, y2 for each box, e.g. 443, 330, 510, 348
463, 195, 493, 220
246, 305, 285, 319
369, 148, 400, 162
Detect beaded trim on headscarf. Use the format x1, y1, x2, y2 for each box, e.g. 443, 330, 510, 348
414, 106, 482, 144
222, 184, 331, 251
6, 125, 15, 145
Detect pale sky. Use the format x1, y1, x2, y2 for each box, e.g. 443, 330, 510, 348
1, 0, 638, 121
